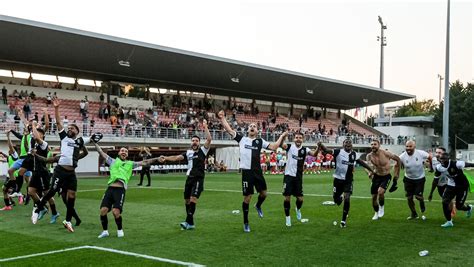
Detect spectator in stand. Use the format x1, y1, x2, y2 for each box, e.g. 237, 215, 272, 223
99, 92, 105, 103
103, 104, 110, 120
53, 92, 57, 99
12, 89, 19, 99
84, 96, 89, 114
46, 92, 52, 106
112, 97, 119, 108
29, 91, 36, 100
79, 100, 85, 115
110, 115, 118, 136
8, 98, 18, 115
1, 86, 7, 104
23, 99, 31, 120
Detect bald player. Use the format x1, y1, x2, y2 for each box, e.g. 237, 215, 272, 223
399, 140, 431, 220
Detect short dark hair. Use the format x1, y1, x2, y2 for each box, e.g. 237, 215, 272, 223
437, 147, 446, 152
69, 123, 80, 132
294, 132, 304, 137
371, 139, 380, 144
191, 135, 201, 141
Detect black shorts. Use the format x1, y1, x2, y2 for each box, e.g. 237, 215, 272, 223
184, 176, 204, 199
371, 174, 392, 195
442, 185, 468, 206
50, 165, 77, 192
437, 184, 447, 197
403, 177, 426, 197
100, 186, 126, 212
20, 155, 34, 171
241, 169, 267, 196
29, 169, 51, 191
333, 178, 353, 196
282, 175, 303, 197
3, 178, 17, 192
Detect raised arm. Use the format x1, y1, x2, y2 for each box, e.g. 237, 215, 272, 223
159, 154, 185, 163
464, 162, 474, 168
42, 107, 50, 131
202, 119, 212, 149
53, 98, 63, 132
6, 131, 15, 153
31, 121, 44, 145
217, 110, 236, 137
317, 141, 334, 155
16, 107, 29, 127
94, 143, 110, 161
9, 129, 23, 140
268, 131, 288, 151
138, 157, 161, 166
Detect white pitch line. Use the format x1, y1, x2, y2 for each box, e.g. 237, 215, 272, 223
88, 246, 205, 267
0, 246, 89, 262
78, 186, 442, 202
0, 245, 205, 267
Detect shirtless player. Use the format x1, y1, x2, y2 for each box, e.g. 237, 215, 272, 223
365, 140, 401, 220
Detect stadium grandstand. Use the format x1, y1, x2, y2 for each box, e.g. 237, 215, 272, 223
0, 15, 414, 173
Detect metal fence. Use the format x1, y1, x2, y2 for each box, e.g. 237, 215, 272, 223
0, 123, 395, 145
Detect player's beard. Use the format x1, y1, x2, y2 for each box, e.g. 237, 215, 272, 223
371, 147, 378, 153
191, 144, 199, 151
67, 131, 76, 138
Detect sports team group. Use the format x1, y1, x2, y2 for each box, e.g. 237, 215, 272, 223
2, 101, 472, 237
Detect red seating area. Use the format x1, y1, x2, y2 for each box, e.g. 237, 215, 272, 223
5, 96, 381, 137
7, 96, 108, 127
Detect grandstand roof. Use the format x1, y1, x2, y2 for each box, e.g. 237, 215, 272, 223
0, 15, 414, 110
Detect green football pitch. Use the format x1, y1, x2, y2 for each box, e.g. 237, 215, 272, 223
1, 169, 473, 266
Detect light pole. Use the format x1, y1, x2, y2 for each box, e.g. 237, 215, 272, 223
437, 74, 444, 104
377, 16, 387, 126
442, 0, 450, 151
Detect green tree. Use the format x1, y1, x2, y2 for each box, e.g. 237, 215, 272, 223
433, 81, 474, 150
394, 99, 438, 117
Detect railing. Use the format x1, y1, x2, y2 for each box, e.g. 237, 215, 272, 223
0, 123, 395, 145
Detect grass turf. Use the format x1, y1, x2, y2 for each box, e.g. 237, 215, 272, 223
1, 169, 473, 266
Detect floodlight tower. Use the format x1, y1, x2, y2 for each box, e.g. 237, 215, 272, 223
377, 16, 387, 126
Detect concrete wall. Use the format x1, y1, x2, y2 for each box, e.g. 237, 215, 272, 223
375, 125, 436, 150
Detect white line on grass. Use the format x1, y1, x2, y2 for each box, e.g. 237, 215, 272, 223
0, 246, 205, 267
0, 246, 89, 262
78, 186, 442, 202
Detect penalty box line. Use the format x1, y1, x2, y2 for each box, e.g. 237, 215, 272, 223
78, 187, 442, 203
0, 245, 205, 267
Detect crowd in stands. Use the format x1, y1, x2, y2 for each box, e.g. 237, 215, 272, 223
0, 83, 393, 144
